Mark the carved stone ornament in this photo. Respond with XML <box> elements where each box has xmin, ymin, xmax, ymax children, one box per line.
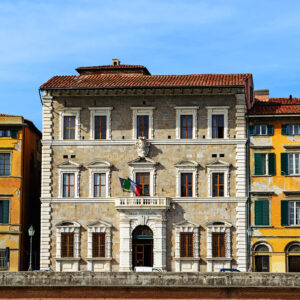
<box><xmin>136</xmin><ymin>137</ymin><xmax>149</xmax><ymax>158</ymax></box>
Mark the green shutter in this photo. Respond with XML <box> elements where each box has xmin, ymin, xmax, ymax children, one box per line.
<box><xmin>249</xmin><ymin>125</ymin><xmax>255</xmax><ymax>136</ymax></box>
<box><xmin>1</xmin><ymin>200</ymin><xmax>9</xmax><ymax>224</ymax></box>
<box><xmin>281</xmin><ymin>201</ymin><xmax>289</xmax><ymax>226</ymax></box>
<box><xmin>255</xmin><ymin>200</ymin><xmax>269</xmax><ymax>226</ymax></box>
<box><xmin>282</xmin><ymin>124</ymin><xmax>287</xmax><ymax>135</ymax></box>
<box><xmin>281</xmin><ymin>153</ymin><xmax>288</xmax><ymax>175</ymax></box>
<box><xmin>10</xmin><ymin>130</ymin><xmax>17</xmax><ymax>139</ymax></box>
<box><xmin>254</xmin><ymin>153</ymin><xmax>263</xmax><ymax>175</ymax></box>
<box><xmin>267</xmin><ymin>125</ymin><xmax>274</xmax><ymax>135</ymax></box>
<box><xmin>268</xmin><ymin>153</ymin><xmax>276</xmax><ymax>176</ymax></box>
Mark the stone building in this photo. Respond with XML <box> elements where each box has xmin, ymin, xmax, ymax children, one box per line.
<box><xmin>39</xmin><ymin>60</ymin><xmax>253</xmax><ymax>272</ymax></box>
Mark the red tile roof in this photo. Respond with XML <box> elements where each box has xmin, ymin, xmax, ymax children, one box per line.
<box><xmin>0</xmin><ymin>113</ymin><xmax>21</xmax><ymax>117</ymax></box>
<box><xmin>40</xmin><ymin>73</ymin><xmax>252</xmax><ymax>90</ymax></box>
<box><xmin>76</xmin><ymin>64</ymin><xmax>151</xmax><ymax>75</ymax></box>
<box><xmin>249</xmin><ymin>98</ymin><xmax>300</xmax><ymax>115</ymax></box>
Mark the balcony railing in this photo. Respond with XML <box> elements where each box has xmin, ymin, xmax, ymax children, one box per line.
<box><xmin>115</xmin><ymin>197</ymin><xmax>170</xmax><ymax>210</ymax></box>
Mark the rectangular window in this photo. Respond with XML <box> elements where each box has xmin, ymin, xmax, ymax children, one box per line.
<box><xmin>181</xmin><ymin>173</ymin><xmax>193</xmax><ymax>197</ymax></box>
<box><xmin>63</xmin><ymin>173</ymin><xmax>75</xmax><ymax>198</ymax></box>
<box><xmin>94</xmin><ymin>173</ymin><xmax>105</xmax><ymax>197</ymax></box>
<box><xmin>249</xmin><ymin>124</ymin><xmax>273</xmax><ymax>136</ymax></box>
<box><xmin>289</xmin><ymin>201</ymin><xmax>300</xmax><ymax>225</ymax></box>
<box><xmin>137</xmin><ymin>116</ymin><xmax>149</xmax><ymax>139</ymax></box>
<box><xmin>212</xmin><ymin>173</ymin><xmax>224</xmax><ymax>197</ymax></box>
<box><xmin>92</xmin><ymin>232</ymin><xmax>105</xmax><ymax>257</ymax></box>
<box><xmin>282</xmin><ymin>124</ymin><xmax>300</xmax><ymax>135</ymax></box>
<box><xmin>254</xmin><ymin>153</ymin><xmax>276</xmax><ymax>176</ymax></box>
<box><xmin>180</xmin><ymin>115</ymin><xmax>193</xmax><ymax>139</ymax></box>
<box><xmin>63</xmin><ymin>116</ymin><xmax>75</xmax><ymax>140</ymax></box>
<box><xmin>0</xmin><ymin>153</ymin><xmax>10</xmax><ymax>176</ymax></box>
<box><xmin>212</xmin><ymin>232</ymin><xmax>225</xmax><ymax>257</ymax></box>
<box><xmin>61</xmin><ymin>233</ymin><xmax>74</xmax><ymax>257</ymax></box>
<box><xmin>136</xmin><ymin>172</ymin><xmax>150</xmax><ymax>196</ymax></box>
<box><xmin>0</xmin><ymin>130</ymin><xmax>11</xmax><ymax>137</ymax></box>
<box><xmin>254</xmin><ymin>200</ymin><xmax>269</xmax><ymax>226</ymax></box>
<box><xmin>180</xmin><ymin>232</ymin><xmax>193</xmax><ymax>257</ymax></box>
<box><xmin>212</xmin><ymin>115</ymin><xmax>224</xmax><ymax>138</ymax></box>
<box><xmin>0</xmin><ymin>200</ymin><xmax>9</xmax><ymax>224</ymax></box>
<box><xmin>0</xmin><ymin>248</ymin><xmax>9</xmax><ymax>270</ymax></box>
<box><xmin>94</xmin><ymin>116</ymin><xmax>106</xmax><ymax>139</ymax></box>
<box><xmin>288</xmin><ymin>153</ymin><xmax>300</xmax><ymax>175</ymax></box>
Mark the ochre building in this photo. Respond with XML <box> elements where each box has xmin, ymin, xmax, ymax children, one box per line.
<box><xmin>40</xmin><ymin>60</ymin><xmax>253</xmax><ymax>272</ymax></box>
<box><xmin>0</xmin><ymin>114</ymin><xmax>41</xmax><ymax>271</ymax></box>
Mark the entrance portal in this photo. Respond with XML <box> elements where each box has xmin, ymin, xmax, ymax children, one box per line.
<box><xmin>132</xmin><ymin>225</ymin><xmax>153</xmax><ymax>269</ymax></box>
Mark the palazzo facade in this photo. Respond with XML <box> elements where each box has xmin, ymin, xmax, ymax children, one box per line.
<box><xmin>40</xmin><ymin>60</ymin><xmax>252</xmax><ymax>272</ymax></box>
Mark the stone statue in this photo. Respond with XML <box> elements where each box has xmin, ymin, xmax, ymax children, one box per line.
<box><xmin>136</xmin><ymin>136</ymin><xmax>149</xmax><ymax>158</ymax></box>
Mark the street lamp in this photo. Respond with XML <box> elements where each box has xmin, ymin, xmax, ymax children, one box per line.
<box><xmin>28</xmin><ymin>225</ymin><xmax>35</xmax><ymax>271</ymax></box>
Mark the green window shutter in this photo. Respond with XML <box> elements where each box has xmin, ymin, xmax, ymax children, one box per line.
<box><xmin>281</xmin><ymin>201</ymin><xmax>289</xmax><ymax>226</ymax></box>
<box><xmin>267</xmin><ymin>125</ymin><xmax>274</xmax><ymax>135</ymax></box>
<box><xmin>268</xmin><ymin>153</ymin><xmax>276</xmax><ymax>176</ymax></box>
<box><xmin>1</xmin><ymin>200</ymin><xmax>9</xmax><ymax>224</ymax></box>
<box><xmin>255</xmin><ymin>200</ymin><xmax>269</xmax><ymax>226</ymax></box>
<box><xmin>281</xmin><ymin>153</ymin><xmax>288</xmax><ymax>175</ymax></box>
<box><xmin>282</xmin><ymin>124</ymin><xmax>287</xmax><ymax>135</ymax></box>
<box><xmin>249</xmin><ymin>125</ymin><xmax>255</xmax><ymax>136</ymax></box>
<box><xmin>254</xmin><ymin>153</ymin><xmax>263</xmax><ymax>175</ymax></box>
<box><xmin>10</xmin><ymin>130</ymin><xmax>17</xmax><ymax>139</ymax></box>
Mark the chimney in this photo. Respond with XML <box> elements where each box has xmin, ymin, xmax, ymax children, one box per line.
<box><xmin>254</xmin><ymin>89</ymin><xmax>269</xmax><ymax>102</ymax></box>
<box><xmin>112</xmin><ymin>58</ymin><xmax>120</xmax><ymax>66</ymax></box>
<box><xmin>290</xmin><ymin>94</ymin><xmax>293</xmax><ymax>100</ymax></box>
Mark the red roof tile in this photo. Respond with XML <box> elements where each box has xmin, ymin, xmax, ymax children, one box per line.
<box><xmin>249</xmin><ymin>98</ymin><xmax>300</xmax><ymax>115</ymax></box>
<box><xmin>40</xmin><ymin>73</ymin><xmax>252</xmax><ymax>90</ymax></box>
<box><xmin>0</xmin><ymin>113</ymin><xmax>21</xmax><ymax>117</ymax></box>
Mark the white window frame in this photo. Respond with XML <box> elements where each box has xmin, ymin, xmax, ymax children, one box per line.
<box><xmin>206</xmin><ymin>106</ymin><xmax>229</xmax><ymax>139</ymax></box>
<box><xmin>89</xmin><ymin>107</ymin><xmax>113</xmax><ymax>140</ymax></box>
<box><xmin>58</xmin><ymin>108</ymin><xmax>82</xmax><ymax>140</ymax></box>
<box><xmin>87</xmin><ymin>160</ymin><xmax>112</xmax><ymax>198</ymax></box>
<box><xmin>286</xmin><ymin>124</ymin><xmax>300</xmax><ymax>135</ymax></box>
<box><xmin>175</xmin><ymin>160</ymin><xmax>199</xmax><ymax>198</ymax></box>
<box><xmin>0</xmin><ymin>151</ymin><xmax>12</xmax><ymax>176</ymax></box>
<box><xmin>57</xmin><ymin>161</ymin><xmax>81</xmax><ymax>198</ymax></box>
<box><xmin>175</xmin><ymin>106</ymin><xmax>199</xmax><ymax>139</ymax></box>
<box><xmin>288</xmin><ymin>201</ymin><xmax>300</xmax><ymax>225</ymax></box>
<box><xmin>253</xmin><ymin>124</ymin><xmax>268</xmax><ymax>135</ymax></box>
<box><xmin>288</xmin><ymin>153</ymin><xmax>300</xmax><ymax>175</ymax></box>
<box><xmin>131</xmin><ymin>107</ymin><xmax>155</xmax><ymax>140</ymax></box>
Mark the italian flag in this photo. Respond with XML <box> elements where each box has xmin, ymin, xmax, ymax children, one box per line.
<box><xmin>119</xmin><ymin>178</ymin><xmax>142</xmax><ymax>196</ymax></box>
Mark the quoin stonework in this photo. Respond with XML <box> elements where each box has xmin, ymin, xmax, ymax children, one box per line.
<box><xmin>39</xmin><ymin>59</ymin><xmax>253</xmax><ymax>272</ymax></box>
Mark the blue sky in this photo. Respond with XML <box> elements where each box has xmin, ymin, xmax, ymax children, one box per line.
<box><xmin>1</xmin><ymin>0</ymin><xmax>300</xmax><ymax>130</ymax></box>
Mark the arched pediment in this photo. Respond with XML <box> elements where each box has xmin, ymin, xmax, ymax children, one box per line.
<box><xmin>57</xmin><ymin>160</ymin><xmax>81</xmax><ymax>169</ymax></box>
<box><xmin>87</xmin><ymin>160</ymin><xmax>112</xmax><ymax>169</ymax></box>
<box><xmin>56</xmin><ymin>220</ymin><xmax>81</xmax><ymax>227</ymax></box>
<box><xmin>252</xmin><ymin>242</ymin><xmax>272</xmax><ymax>252</ymax></box>
<box><xmin>206</xmin><ymin>220</ymin><xmax>232</xmax><ymax>228</ymax></box>
<box><xmin>175</xmin><ymin>160</ymin><xmax>199</xmax><ymax>168</ymax></box>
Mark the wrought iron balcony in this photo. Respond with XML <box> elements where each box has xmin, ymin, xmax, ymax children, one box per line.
<box><xmin>115</xmin><ymin>197</ymin><xmax>170</xmax><ymax>210</ymax></box>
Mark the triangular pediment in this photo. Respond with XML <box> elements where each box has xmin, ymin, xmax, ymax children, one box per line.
<box><xmin>128</xmin><ymin>157</ymin><xmax>156</xmax><ymax>166</ymax></box>
<box><xmin>57</xmin><ymin>160</ymin><xmax>81</xmax><ymax>168</ymax></box>
<box><xmin>206</xmin><ymin>159</ymin><xmax>230</xmax><ymax>168</ymax></box>
<box><xmin>174</xmin><ymin>220</ymin><xmax>199</xmax><ymax>228</ymax></box>
<box><xmin>175</xmin><ymin>160</ymin><xmax>199</xmax><ymax>168</ymax></box>
<box><xmin>87</xmin><ymin>220</ymin><xmax>112</xmax><ymax>228</ymax></box>
<box><xmin>87</xmin><ymin>160</ymin><xmax>112</xmax><ymax>169</ymax></box>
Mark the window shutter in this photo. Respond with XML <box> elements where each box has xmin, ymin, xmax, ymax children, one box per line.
<box><xmin>268</xmin><ymin>153</ymin><xmax>276</xmax><ymax>176</ymax></box>
<box><xmin>254</xmin><ymin>153</ymin><xmax>263</xmax><ymax>175</ymax></box>
<box><xmin>262</xmin><ymin>200</ymin><xmax>269</xmax><ymax>226</ymax></box>
<box><xmin>267</xmin><ymin>125</ymin><xmax>274</xmax><ymax>136</ymax></box>
<box><xmin>10</xmin><ymin>130</ymin><xmax>18</xmax><ymax>139</ymax></box>
<box><xmin>255</xmin><ymin>201</ymin><xmax>263</xmax><ymax>225</ymax></box>
<box><xmin>1</xmin><ymin>200</ymin><xmax>9</xmax><ymax>224</ymax></box>
<box><xmin>281</xmin><ymin>201</ymin><xmax>289</xmax><ymax>226</ymax></box>
<box><xmin>281</xmin><ymin>124</ymin><xmax>287</xmax><ymax>135</ymax></box>
<box><xmin>281</xmin><ymin>153</ymin><xmax>288</xmax><ymax>175</ymax></box>
<box><xmin>249</xmin><ymin>125</ymin><xmax>255</xmax><ymax>136</ymax></box>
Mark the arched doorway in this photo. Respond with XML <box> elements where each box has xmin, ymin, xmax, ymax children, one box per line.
<box><xmin>252</xmin><ymin>243</ymin><xmax>270</xmax><ymax>272</ymax></box>
<box><xmin>286</xmin><ymin>243</ymin><xmax>300</xmax><ymax>272</ymax></box>
<box><xmin>132</xmin><ymin>225</ymin><xmax>153</xmax><ymax>269</ymax></box>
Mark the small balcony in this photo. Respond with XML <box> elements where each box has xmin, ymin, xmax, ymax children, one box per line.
<box><xmin>115</xmin><ymin>197</ymin><xmax>170</xmax><ymax>210</ymax></box>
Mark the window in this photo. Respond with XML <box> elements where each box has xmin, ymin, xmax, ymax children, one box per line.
<box><xmin>0</xmin><ymin>153</ymin><xmax>10</xmax><ymax>176</ymax></box>
<box><xmin>61</xmin><ymin>232</ymin><xmax>74</xmax><ymax>257</ymax></box>
<box><xmin>180</xmin><ymin>115</ymin><xmax>193</xmax><ymax>139</ymax></box>
<box><xmin>0</xmin><ymin>248</ymin><xmax>9</xmax><ymax>270</ymax></box>
<box><xmin>0</xmin><ymin>200</ymin><xmax>9</xmax><ymax>224</ymax></box>
<box><xmin>0</xmin><ymin>130</ymin><xmax>10</xmax><ymax>137</ymax></box>
<box><xmin>212</xmin><ymin>232</ymin><xmax>225</xmax><ymax>257</ymax></box>
<box><xmin>254</xmin><ymin>153</ymin><xmax>275</xmax><ymax>176</ymax></box>
<box><xmin>254</xmin><ymin>200</ymin><xmax>269</xmax><ymax>226</ymax></box>
<box><xmin>212</xmin><ymin>173</ymin><xmax>224</xmax><ymax>197</ymax></box>
<box><xmin>180</xmin><ymin>232</ymin><xmax>193</xmax><ymax>257</ymax></box>
<box><xmin>249</xmin><ymin>124</ymin><xmax>273</xmax><ymax>136</ymax></box>
<box><xmin>212</xmin><ymin>115</ymin><xmax>224</xmax><ymax>138</ymax></box>
<box><xmin>254</xmin><ymin>244</ymin><xmax>270</xmax><ymax>272</ymax></box>
<box><xmin>63</xmin><ymin>173</ymin><xmax>75</xmax><ymax>197</ymax></box>
<box><xmin>137</xmin><ymin>115</ymin><xmax>149</xmax><ymax>139</ymax></box>
<box><xmin>136</xmin><ymin>172</ymin><xmax>150</xmax><ymax>196</ymax></box>
<box><xmin>180</xmin><ymin>173</ymin><xmax>193</xmax><ymax>197</ymax></box>
<box><xmin>282</xmin><ymin>124</ymin><xmax>300</xmax><ymax>135</ymax></box>
<box><xmin>288</xmin><ymin>201</ymin><xmax>300</xmax><ymax>225</ymax></box>
<box><xmin>63</xmin><ymin>116</ymin><xmax>75</xmax><ymax>140</ymax></box>
<box><xmin>92</xmin><ymin>232</ymin><xmax>105</xmax><ymax>257</ymax></box>
<box><xmin>288</xmin><ymin>153</ymin><xmax>300</xmax><ymax>175</ymax></box>
<box><xmin>94</xmin><ymin>173</ymin><xmax>106</xmax><ymax>197</ymax></box>
<box><xmin>94</xmin><ymin>116</ymin><xmax>106</xmax><ymax>139</ymax></box>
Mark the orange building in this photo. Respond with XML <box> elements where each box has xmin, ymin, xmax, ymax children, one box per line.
<box><xmin>0</xmin><ymin>114</ymin><xmax>41</xmax><ymax>271</ymax></box>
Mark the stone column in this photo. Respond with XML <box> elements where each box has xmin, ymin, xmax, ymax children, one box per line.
<box><xmin>119</xmin><ymin>216</ymin><xmax>132</xmax><ymax>271</ymax></box>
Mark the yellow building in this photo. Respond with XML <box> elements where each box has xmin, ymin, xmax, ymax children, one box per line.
<box><xmin>249</xmin><ymin>91</ymin><xmax>300</xmax><ymax>272</ymax></box>
<box><xmin>0</xmin><ymin>114</ymin><xmax>41</xmax><ymax>271</ymax></box>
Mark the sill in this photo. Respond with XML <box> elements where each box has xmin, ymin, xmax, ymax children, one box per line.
<box><xmin>55</xmin><ymin>257</ymin><xmax>81</xmax><ymax>261</ymax></box>
<box><xmin>174</xmin><ymin>257</ymin><xmax>200</xmax><ymax>261</ymax></box>
<box><xmin>284</xmin><ymin>225</ymin><xmax>300</xmax><ymax>228</ymax></box>
<box><xmin>206</xmin><ymin>257</ymin><xmax>232</xmax><ymax>261</ymax></box>
<box><xmin>284</xmin><ymin>175</ymin><xmax>300</xmax><ymax>177</ymax></box>
<box><xmin>251</xmin><ymin>225</ymin><xmax>273</xmax><ymax>228</ymax></box>
<box><xmin>252</xmin><ymin>175</ymin><xmax>273</xmax><ymax>177</ymax></box>
<box><xmin>86</xmin><ymin>257</ymin><xmax>112</xmax><ymax>261</ymax></box>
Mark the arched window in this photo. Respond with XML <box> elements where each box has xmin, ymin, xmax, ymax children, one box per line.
<box><xmin>286</xmin><ymin>242</ymin><xmax>300</xmax><ymax>272</ymax></box>
<box><xmin>253</xmin><ymin>243</ymin><xmax>270</xmax><ymax>272</ymax></box>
